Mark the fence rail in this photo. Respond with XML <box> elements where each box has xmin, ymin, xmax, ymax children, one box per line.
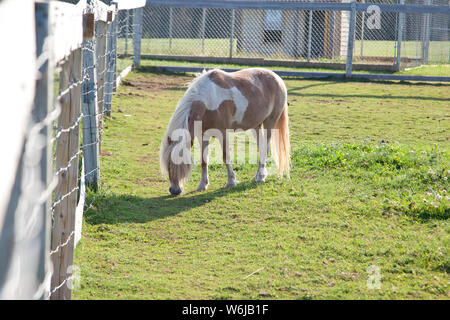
<box><xmin>0</xmin><ymin>0</ymin><xmax>142</xmax><ymax>300</ymax></box>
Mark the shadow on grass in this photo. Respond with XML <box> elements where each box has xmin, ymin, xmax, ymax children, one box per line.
<box><xmin>84</xmin><ymin>181</ymin><xmax>257</xmax><ymax>225</ymax></box>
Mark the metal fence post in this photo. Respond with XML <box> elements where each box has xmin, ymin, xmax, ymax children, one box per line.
<box><xmin>396</xmin><ymin>0</ymin><xmax>405</xmax><ymax>70</ymax></box>
<box><xmin>307</xmin><ymin>1</ymin><xmax>313</xmax><ymax>62</ymax></box>
<box><xmin>346</xmin><ymin>1</ymin><xmax>356</xmax><ymax>78</ymax></box>
<box><xmin>230</xmin><ymin>9</ymin><xmax>235</xmax><ymax>58</ymax></box>
<box><xmin>360</xmin><ymin>0</ymin><xmax>365</xmax><ymax>58</ymax></box>
<box><xmin>169</xmin><ymin>7</ymin><xmax>174</xmax><ymax>51</ymax></box>
<box><xmin>125</xmin><ymin>10</ymin><xmax>129</xmax><ymax>55</ymax></box>
<box><xmin>422</xmin><ymin>0</ymin><xmax>432</xmax><ymax>64</ymax></box>
<box><xmin>133</xmin><ymin>7</ymin><xmax>143</xmax><ymax>67</ymax></box>
<box><xmin>201</xmin><ymin>8</ymin><xmax>206</xmax><ymax>56</ymax></box>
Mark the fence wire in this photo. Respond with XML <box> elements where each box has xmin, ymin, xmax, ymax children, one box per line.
<box><xmin>0</xmin><ymin>0</ymin><xmax>137</xmax><ymax>300</ymax></box>
<box><xmin>47</xmin><ymin>7</ymin><xmax>136</xmax><ymax>300</ymax></box>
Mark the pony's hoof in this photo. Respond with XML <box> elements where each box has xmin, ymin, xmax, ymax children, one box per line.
<box><xmin>225</xmin><ymin>180</ymin><xmax>238</xmax><ymax>188</ymax></box>
<box><xmin>254</xmin><ymin>175</ymin><xmax>266</xmax><ymax>183</ymax></box>
<box><xmin>196</xmin><ymin>184</ymin><xmax>208</xmax><ymax>192</ymax></box>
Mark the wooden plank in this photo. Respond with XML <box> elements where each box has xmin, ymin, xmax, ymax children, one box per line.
<box><xmin>116</xmin><ymin>0</ymin><xmax>146</xmax><ymax>10</ymax></box>
<box><xmin>0</xmin><ymin>0</ymin><xmax>54</xmax><ymax>300</ymax></box>
<box><xmin>0</xmin><ymin>0</ymin><xmax>36</xmax><ymax>227</ymax></box>
<box><xmin>92</xmin><ymin>0</ymin><xmax>111</xmax><ymax>22</ymax></box>
<box><xmin>116</xmin><ymin>65</ymin><xmax>133</xmax><ymax>88</ymax></box>
<box><xmin>51</xmin><ymin>48</ymin><xmax>83</xmax><ymax>300</ymax></box>
<box><xmin>50</xmin><ymin>0</ymin><xmax>86</xmax><ymax>65</ymax></box>
<box><xmin>33</xmin><ymin>2</ymin><xmax>54</xmax><ymax>300</ymax></box>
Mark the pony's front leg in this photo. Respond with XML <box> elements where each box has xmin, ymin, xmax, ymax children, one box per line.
<box><xmin>196</xmin><ymin>139</ymin><xmax>209</xmax><ymax>192</ymax></box>
<box><xmin>255</xmin><ymin>128</ymin><xmax>271</xmax><ymax>183</ymax></box>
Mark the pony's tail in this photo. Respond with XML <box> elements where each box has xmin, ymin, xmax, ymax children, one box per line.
<box><xmin>271</xmin><ymin>104</ymin><xmax>291</xmax><ymax>178</ymax></box>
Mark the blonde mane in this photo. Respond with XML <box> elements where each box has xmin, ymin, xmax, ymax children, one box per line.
<box><xmin>159</xmin><ymin>69</ymin><xmax>215</xmax><ymax>180</ymax></box>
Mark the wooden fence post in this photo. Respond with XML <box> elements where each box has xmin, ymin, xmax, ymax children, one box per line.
<box><xmin>345</xmin><ymin>1</ymin><xmax>356</xmax><ymax>78</ymax></box>
<box><xmin>133</xmin><ymin>7</ymin><xmax>143</xmax><ymax>67</ymax></box>
<box><xmin>104</xmin><ymin>18</ymin><xmax>114</xmax><ymax>116</ymax></box>
<box><xmin>112</xmin><ymin>3</ymin><xmax>118</xmax><ymax>92</ymax></box>
<box><xmin>51</xmin><ymin>48</ymin><xmax>83</xmax><ymax>300</ymax></box>
<box><xmin>82</xmin><ymin>32</ymin><xmax>100</xmax><ymax>190</ymax></box>
<box><xmin>95</xmin><ymin>20</ymin><xmax>107</xmax><ymax>149</ymax></box>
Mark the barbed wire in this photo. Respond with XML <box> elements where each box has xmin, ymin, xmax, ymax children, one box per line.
<box><xmin>38</xmin><ymin>5</ymin><xmax>137</xmax><ymax>299</ymax></box>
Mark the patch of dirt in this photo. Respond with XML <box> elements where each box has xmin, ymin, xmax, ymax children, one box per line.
<box><xmin>100</xmin><ymin>151</ymin><xmax>114</xmax><ymax>156</ymax></box>
<box><xmin>124</xmin><ymin>75</ymin><xmax>193</xmax><ymax>93</ymax></box>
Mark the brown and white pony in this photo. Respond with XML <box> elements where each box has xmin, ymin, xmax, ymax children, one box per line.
<box><xmin>160</xmin><ymin>68</ymin><xmax>290</xmax><ymax>196</ymax></box>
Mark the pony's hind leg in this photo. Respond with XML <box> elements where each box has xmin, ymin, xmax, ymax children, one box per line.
<box><xmin>196</xmin><ymin>139</ymin><xmax>209</xmax><ymax>192</ymax></box>
<box><xmin>254</xmin><ymin>127</ymin><xmax>271</xmax><ymax>183</ymax></box>
<box><xmin>223</xmin><ymin>131</ymin><xmax>238</xmax><ymax>188</ymax></box>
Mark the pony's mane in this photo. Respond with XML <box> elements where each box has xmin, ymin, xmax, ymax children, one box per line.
<box><xmin>160</xmin><ymin>69</ymin><xmax>216</xmax><ymax>179</ymax></box>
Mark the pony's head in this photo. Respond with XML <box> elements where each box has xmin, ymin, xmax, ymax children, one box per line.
<box><xmin>160</xmin><ymin>72</ymin><xmax>205</xmax><ymax>195</ymax></box>
<box><xmin>160</xmin><ymin>128</ymin><xmax>193</xmax><ymax>196</ymax></box>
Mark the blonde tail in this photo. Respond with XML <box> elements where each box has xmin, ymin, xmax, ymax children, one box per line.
<box><xmin>271</xmin><ymin>105</ymin><xmax>291</xmax><ymax>178</ymax></box>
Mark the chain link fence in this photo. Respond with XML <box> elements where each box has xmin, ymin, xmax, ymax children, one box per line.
<box><xmin>139</xmin><ymin>0</ymin><xmax>449</xmax><ymax>69</ymax></box>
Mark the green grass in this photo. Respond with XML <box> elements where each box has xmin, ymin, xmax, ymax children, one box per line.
<box><xmin>73</xmin><ymin>69</ymin><xmax>449</xmax><ymax>299</ymax></box>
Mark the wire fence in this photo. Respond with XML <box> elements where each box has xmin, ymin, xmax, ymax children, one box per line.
<box><xmin>0</xmin><ymin>0</ymin><xmax>141</xmax><ymax>300</ymax></box>
<box><xmin>140</xmin><ymin>0</ymin><xmax>449</xmax><ymax>72</ymax></box>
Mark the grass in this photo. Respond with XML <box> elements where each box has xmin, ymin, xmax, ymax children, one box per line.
<box><xmin>73</xmin><ymin>68</ymin><xmax>449</xmax><ymax>299</ymax></box>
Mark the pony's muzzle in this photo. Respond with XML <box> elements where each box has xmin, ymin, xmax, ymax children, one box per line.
<box><xmin>169</xmin><ymin>186</ymin><xmax>182</xmax><ymax>196</ymax></box>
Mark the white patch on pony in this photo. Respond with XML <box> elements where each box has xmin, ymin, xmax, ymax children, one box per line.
<box><xmin>194</xmin><ymin>74</ymin><xmax>249</xmax><ymax>125</ymax></box>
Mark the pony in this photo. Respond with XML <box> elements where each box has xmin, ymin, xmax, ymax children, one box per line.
<box><xmin>160</xmin><ymin>68</ymin><xmax>290</xmax><ymax>196</ymax></box>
